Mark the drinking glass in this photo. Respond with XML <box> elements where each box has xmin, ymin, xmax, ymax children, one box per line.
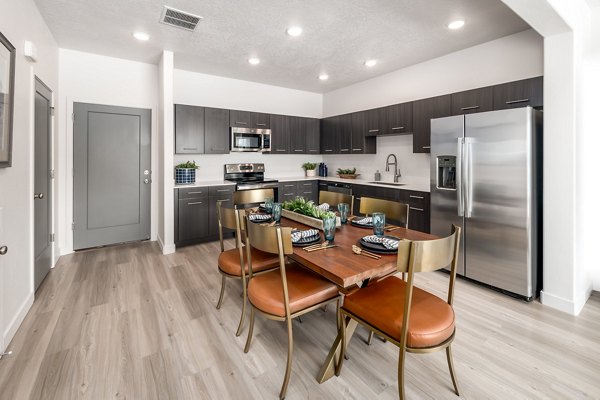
<box><xmin>322</xmin><ymin>216</ymin><xmax>336</xmax><ymax>241</ymax></box>
<box><xmin>372</xmin><ymin>212</ymin><xmax>386</xmax><ymax>237</ymax></box>
<box><xmin>338</xmin><ymin>203</ymin><xmax>349</xmax><ymax>224</ymax></box>
<box><xmin>272</xmin><ymin>202</ymin><xmax>282</xmax><ymax>223</ymax></box>
<box><xmin>264</xmin><ymin>197</ymin><xmax>274</xmax><ymax>213</ymax></box>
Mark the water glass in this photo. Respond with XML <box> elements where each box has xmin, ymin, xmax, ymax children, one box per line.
<box><xmin>272</xmin><ymin>202</ymin><xmax>282</xmax><ymax>223</ymax></box>
<box><xmin>338</xmin><ymin>203</ymin><xmax>349</xmax><ymax>224</ymax></box>
<box><xmin>264</xmin><ymin>197</ymin><xmax>274</xmax><ymax>213</ymax></box>
<box><xmin>372</xmin><ymin>212</ymin><xmax>386</xmax><ymax>237</ymax></box>
<box><xmin>322</xmin><ymin>216</ymin><xmax>337</xmax><ymax>241</ymax></box>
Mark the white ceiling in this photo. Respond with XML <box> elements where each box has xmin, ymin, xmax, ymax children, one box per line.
<box><xmin>34</xmin><ymin>0</ymin><xmax>530</xmax><ymax>93</ymax></box>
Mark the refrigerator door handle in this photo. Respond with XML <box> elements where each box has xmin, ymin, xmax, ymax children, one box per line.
<box><xmin>457</xmin><ymin>138</ymin><xmax>464</xmax><ymax>217</ymax></box>
<box><xmin>464</xmin><ymin>137</ymin><xmax>474</xmax><ymax>218</ymax></box>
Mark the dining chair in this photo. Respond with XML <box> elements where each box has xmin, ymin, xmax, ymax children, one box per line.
<box><xmin>233</xmin><ymin>188</ymin><xmax>275</xmax><ymax>208</ymax></box>
<box><xmin>318</xmin><ymin>190</ymin><xmax>354</xmax><ymax>212</ymax></box>
<box><xmin>335</xmin><ymin>225</ymin><xmax>462</xmax><ymax>399</ymax></box>
<box><xmin>243</xmin><ymin>219</ymin><xmax>341</xmax><ymax>399</ymax></box>
<box><xmin>359</xmin><ymin>196</ymin><xmax>409</xmax><ymax>228</ymax></box>
<box><xmin>215</xmin><ymin>201</ymin><xmax>279</xmax><ymax>336</ymax></box>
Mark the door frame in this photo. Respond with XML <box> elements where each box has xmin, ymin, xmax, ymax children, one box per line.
<box><xmin>33</xmin><ymin>77</ymin><xmax>55</xmax><ymax>289</ymax></box>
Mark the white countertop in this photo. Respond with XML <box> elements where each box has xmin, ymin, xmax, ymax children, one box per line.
<box><xmin>173</xmin><ymin>175</ymin><xmax>430</xmax><ymax>192</ymax></box>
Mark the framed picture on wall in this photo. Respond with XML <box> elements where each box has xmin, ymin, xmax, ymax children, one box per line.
<box><xmin>0</xmin><ymin>32</ymin><xmax>15</xmax><ymax>168</ymax></box>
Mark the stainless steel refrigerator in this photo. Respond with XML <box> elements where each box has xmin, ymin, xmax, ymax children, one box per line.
<box><xmin>430</xmin><ymin>107</ymin><xmax>542</xmax><ymax>300</ymax></box>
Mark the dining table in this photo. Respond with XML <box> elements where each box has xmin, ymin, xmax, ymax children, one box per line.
<box><xmin>277</xmin><ymin>216</ymin><xmax>438</xmax><ymax>383</ymax></box>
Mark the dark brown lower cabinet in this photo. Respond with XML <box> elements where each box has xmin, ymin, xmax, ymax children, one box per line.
<box><xmin>296</xmin><ymin>181</ymin><xmax>318</xmax><ymax>203</ymax></box>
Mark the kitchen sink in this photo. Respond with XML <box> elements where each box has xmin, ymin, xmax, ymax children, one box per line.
<box><xmin>368</xmin><ymin>181</ymin><xmax>407</xmax><ymax>186</ymax></box>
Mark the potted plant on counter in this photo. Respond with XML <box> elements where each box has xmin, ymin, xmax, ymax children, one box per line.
<box><xmin>175</xmin><ymin>161</ymin><xmax>199</xmax><ymax>184</ymax></box>
<box><xmin>336</xmin><ymin>167</ymin><xmax>360</xmax><ymax>179</ymax></box>
<box><xmin>302</xmin><ymin>162</ymin><xmax>318</xmax><ymax>177</ymax></box>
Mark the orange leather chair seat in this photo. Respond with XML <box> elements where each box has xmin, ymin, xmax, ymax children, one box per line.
<box><xmin>343</xmin><ymin>276</ymin><xmax>455</xmax><ymax>348</ymax></box>
<box><xmin>248</xmin><ymin>263</ymin><xmax>339</xmax><ymax>317</ymax></box>
<box><xmin>218</xmin><ymin>248</ymin><xmax>279</xmax><ymax>276</ymax></box>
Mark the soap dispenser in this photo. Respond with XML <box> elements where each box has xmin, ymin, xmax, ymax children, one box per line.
<box><xmin>374</xmin><ymin>170</ymin><xmax>381</xmax><ymax>181</ymax></box>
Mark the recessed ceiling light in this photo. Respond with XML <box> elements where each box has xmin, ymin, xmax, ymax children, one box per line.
<box><xmin>248</xmin><ymin>57</ymin><xmax>260</xmax><ymax>65</ymax></box>
<box><xmin>364</xmin><ymin>59</ymin><xmax>377</xmax><ymax>67</ymax></box>
<box><xmin>318</xmin><ymin>74</ymin><xmax>329</xmax><ymax>81</ymax></box>
<box><xmin>447</xmin><ymin>20</ymin><xmax>465</xmax><ymax>30</ymax></box>
<box><xmin>133</xmin><ymin>32</ymin><xmax>150</xmax><ymax>41</ymax></box>
<box><xmin>286</xmin><ymin>26</ymin><xmax>303</xmax><ymax>37</ymax></box>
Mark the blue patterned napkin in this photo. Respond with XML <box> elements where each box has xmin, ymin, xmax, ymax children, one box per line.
<box><xmin>291</xmin><ymin>229</ymin><xmax>319</xmax><ymax>243</ymax></box>
<box><xmin>362</xmin><ymin>235</ymin><xmax>399</xmax><ymax>249</ymax></box>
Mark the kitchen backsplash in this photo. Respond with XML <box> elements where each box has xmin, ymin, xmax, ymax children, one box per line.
<box><xmin>173</xmin><ymin>134</ymin><xmax>429</xmax><ymax>182</ymax></box>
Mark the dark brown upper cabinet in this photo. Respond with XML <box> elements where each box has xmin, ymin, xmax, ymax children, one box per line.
<box><xmin>289</xmin><ymin>116</ymin><xmax>306</xmax><ymax>154</ymax></box>
<box><xmin>269</xmin><ymin>114</ymin><xmax>290</xmax><ymax>154</ymax></box>
<box><xmin>493</xmin><ymin>76</ymin><xmax>543</xmax><ymax>110</ymax></box>
<box><xmin>229</xmin><ymin>109</ymin><xmax>252</xmax><ymax>127</ymax></box>
<box><xmin>337</xmin><ymin>114</ymin><xmax>353</xmax><ymax>154</ymax></box>
<box><xmin>365</xmin><ymin>107</ymin><xmax>388</xmax><ymax>136</ymax></box>
<box><xmin>350</xmin><ymin>112</ymin><xmax>376</xmax><ymax>154</ymax></box>
<box><xmin>412</xmin><ymin>95</ymin><xmax>452</xmax><ymax>153</ymax></box>
<box><xmin>451</xmin><ymin>86</ymin><xmax>493</xmax><ymax>115</ymax></box>
<box><xmin>175</xmin><ymin>104</ymin><xmax>205</xmax><ymax>154</ymax></box>
<box><xmin>204</xmin><ymin>107</ymin><xmax>230</xmax><ymax>154</ymax></box>
<box><xmin>305</xmin><ymin>118</ymin><xmax>320</xmax><ymax>154</ymax></box>
<box><xmin>385</xmin><ymin>102</ymin><xmax>413</xmax><ymax>135</ymax></box>
<box><xmin>252</xmin><ymin>112</ymin><xmax>270</xmax><ymax>128</ymax></box>
<box><xmin>320</xmin><ymin>117</ymin><xmax>337</xmax><ymax>154</ymax></box>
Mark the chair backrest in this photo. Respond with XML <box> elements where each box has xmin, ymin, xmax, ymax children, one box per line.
<box><xmin>216</xmin><ymin>200</ymin><xmax>245</xmax><ymax>252</ymax></box>
<box><xmin>233</xmin><ymin>188</ymin><xmax>275</xmax><ymax>208</ymax></box>
<box><xmin>360</xmin><ymin>197</ymin><xmax>409</xmax><ymax>227</ymax></box>
<box><xmin>396</xmin><ymin>224</ymin><xmax>461</xmax><ymax>349</ymax></box>
<box><xmin>318</xmin><ymin>190</ymin><xmax>354</xmax><ymax>212</ymax></box>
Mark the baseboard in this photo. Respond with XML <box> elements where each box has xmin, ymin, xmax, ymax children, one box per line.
<box><xmin>157</xmin><ymin>235</ymin><xmax>175</xmax><ymax>255</ymax></box>
<box><xmin>3</xmin><ymin>291</ymin><xmax>34</xmax><ymax>353</ymax></box>
<box><xmin>540</xmin><ymin>286</ymin><xmax>593</xmax><ymax>316</ymax></box>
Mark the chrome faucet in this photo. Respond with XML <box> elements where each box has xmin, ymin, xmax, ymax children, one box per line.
<box><xmin>385</xmin><ymin>154</ymin><xmax>401</xmax><ymax>182</ymax></box>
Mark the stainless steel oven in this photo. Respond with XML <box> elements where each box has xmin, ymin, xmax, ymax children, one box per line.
<box><xmin>230</xmin><ymin>127</ymin><xmax>271</xmax><ymax>152</ymax></box>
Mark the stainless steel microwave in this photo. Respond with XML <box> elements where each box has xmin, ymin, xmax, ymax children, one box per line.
<box><xmin>230</xmin><ymin>127</ymin><xmax>271</xmax><ymax>152</ymax></box>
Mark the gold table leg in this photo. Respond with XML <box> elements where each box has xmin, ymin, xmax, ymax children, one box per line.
<box><xmin>316</xmin><ymin>318</ymin><xmax>358</xmax><ymax>383</ymax></box>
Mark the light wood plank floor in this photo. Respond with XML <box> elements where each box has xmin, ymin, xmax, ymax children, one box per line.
<box><xmin>1</xmin><ymin>240</ymin><xmax>599</xmax><ymax>399</ymax></box>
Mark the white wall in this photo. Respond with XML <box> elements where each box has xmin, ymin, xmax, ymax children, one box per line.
<box><xmin>173</xmin><ymin>69</ymin><xmax>324</xmax><ymax>181</ymax></box>
<box><xmin>320</xmin><ymin>29</ymin><xmax>543</xmax><ymax>183</ymax></box>
<box><xmin>0</xmin><ymin>0</ymin><xmax>58</xmax><ymax>350</ymax></box>
<box><xmin>57</xmin><ymin>49</ymin><xmax>159</xmax><ymax>254</ymax></box>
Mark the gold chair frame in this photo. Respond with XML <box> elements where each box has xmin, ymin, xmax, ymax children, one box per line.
<box><xmin>233</xmin><ymin>188</ymin><xmax>275</xmax><ymax>208</ymax></box>
<box><xmin>359</xmin><ymin>196</ymin><xmax>409</xmax><ymax>227</ymax></box>
<box><xmin>335</xmin><ymin>225</ymin><xmax>462</xmax><ymax>399</ymax></box>
<box><xmin>318</xmin><ymin>190</ymin><xmax>355</xmax><ymax>212</ymax></box>
<box><xmin>215</xmin><ymin>201</ymin><xmax>277</xmax><ymax>336</ymax></box>
<box><xmin>243</xmin><ymin>219</ymin><xmax>342</xmax><ymax>399</ymax></box>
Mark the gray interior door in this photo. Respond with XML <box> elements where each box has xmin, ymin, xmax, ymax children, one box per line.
<box><xmin>34</xmin><ymin>78</ymin><xmax>52</xmax><ymax>290</ymax></box>
<box><xmin>73</xmin><ymin>103</ymin><xmax>151</xmax><ymax>250</ymax></box>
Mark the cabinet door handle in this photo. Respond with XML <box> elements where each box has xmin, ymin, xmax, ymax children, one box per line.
<box><xmin>284</xmin><ymin>184</ymin><xmax>295</xmax><ymax>187</ymax></box>
<box><xmin>182</xmin><ymin>147</ymin><xmax>198</xmax><ymax>150</ymax></box>
<box><xmin>216</xmin><ymin>189</ymin><xmax>230</xmax><ymax>192</ymax></box>
<box><xmin>256</xmin><ymin>123</ymin><xmax>267</xmax><ymax>126</ymax></box>
<box><xmin>505</xmin><ymin>98</ymin><xmax>530</xmax><ymax>104</ymax></box>
<box><xmin>294</xmin><ymin>149</ymin><xmax>303</xmax><ymax>152</ymax></box>
<box><xmin>460</xmin><ymin>105</ymin><xmax>480</xmax><ymax>111</ymax></box>
<box><xmin>309</xmin><ymin>150</ymin><xmax>318</xmax><ymax>152</ymax></box>
<box><xmin>235</xmin><ymin>121</ymin><xmax>248</xmax><ymax>125</ymax></box>
<box><xmin>188</xmin><ymin>201</ymin><xmax>204</xmax><ymax>205</ymax></box>
<box><xmin>340</xmin><ymin>149</ymin><xmax>349</xmax><ymax>152</ymax></box>
<box><xmin>324</xmin><ymin>149</ymin><xmax>333</xmax><ymax>152</ymax></box>
<box><xmin>303</xmin><ymin>191</ymin><xmax>312</xmax><ymax>194</ymax></box>
<box><xmin>368</xmin><ymin>129</ymin><xmax>379</xmax><ymax>133</ymax></box>
<box><xmin>422</xmin><ymin>146</ymin><xmax>431</xmax><ymax>149</ymax></box>
<box><xmin>391</xmin><ymin>126</ymin><xmax>405</xmax><ymax>130</ymax></box>
<box><xmin>187</xmin><ymin>191</ymin><xmax>204</xmax><ymax>194</ymax></box>
<box><xmin>409</xmin><ymin>195</ymin><xmax>424</xmax><ymax>199</ymax></box>
<box><xmin>409</xmin><ymin>207</ymin><xmax>424</xmax><ymax>211</ymax></box>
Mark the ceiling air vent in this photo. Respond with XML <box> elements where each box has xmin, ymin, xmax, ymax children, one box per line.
<box><xmin>160</xmin><ymin>6</ymin><xmax>202</xmax><ymax>31</ymax></box>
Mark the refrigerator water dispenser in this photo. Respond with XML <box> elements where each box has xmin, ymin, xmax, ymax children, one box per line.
<box><xmin>437</xmin><ymin>156</ymin><xmax>456</xmax><ymax>190</ymax></box>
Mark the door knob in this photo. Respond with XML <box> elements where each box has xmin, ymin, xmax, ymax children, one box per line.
<box><xmin>34</xmin><ymin>193</ymin><xmax>44</xmax><ymax>199</ymax></box>
<box><xmin>0</xmin><ymin>245</ymin><xmax>7</xmax><ymax>255</ymax></box>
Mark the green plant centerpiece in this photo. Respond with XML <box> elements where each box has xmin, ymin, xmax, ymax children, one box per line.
<box><xmin>336</xmin><ymin>167</ymin><xmax>359</xmax><ymax>179</ymax></box>
<box><xmin>281</xmin><ymin>197</ymin><xmax>340</xmax><ymax>230</ymax></box>
<box><xmin>302</xmin><ymin>162</ymin><xmax>318</xmax><ymax>177</ymax></box>
<box><xmin>175</xmin><ymin>160</ymin><xmax>199</xmax><ymax>184</ymax></box>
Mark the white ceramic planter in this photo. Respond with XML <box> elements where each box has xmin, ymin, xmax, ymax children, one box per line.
<box><xmin>305</xmin><ymin>169</ymin><xmax>317</xmax><ymax>177</ymax></box>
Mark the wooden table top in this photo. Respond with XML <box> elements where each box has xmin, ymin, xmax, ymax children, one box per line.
<box><xmin>279</xmin><ymin>218</ymin><xmax>437</xmax><ymax>289</ymax></box>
